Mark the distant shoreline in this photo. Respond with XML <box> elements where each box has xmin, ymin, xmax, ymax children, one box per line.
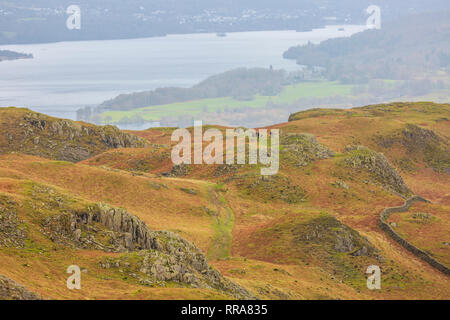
<box><xmin>0</xmin><ymin>50</ymin><xmax>33</xmax><ymax>62</ymax></box>
<box><xmin>0</xmin><ymin>27</ymin><xmax>318</xmax><ymax>47</ymax></box>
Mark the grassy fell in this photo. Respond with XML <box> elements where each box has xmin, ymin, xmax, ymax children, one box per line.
<box><xmin>0</xmin><ymin>102</ymin><xmax>449</xmax><ymax>299</ymax></box>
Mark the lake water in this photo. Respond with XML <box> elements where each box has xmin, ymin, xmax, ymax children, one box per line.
<box><xmin>0</xmin><ymin>25</ymin><xmax>367</xmax><ymax>120</ymax></box>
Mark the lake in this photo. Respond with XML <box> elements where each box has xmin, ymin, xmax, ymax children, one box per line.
<box><xmin>0</xmin><ymin>25</ymin><xmax>367</xmax><ymax>120</ymax></box>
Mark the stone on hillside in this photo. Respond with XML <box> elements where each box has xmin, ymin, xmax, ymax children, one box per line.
<box><xmin>0</xmin><ymin>275</ymin><xmax>41</xmax><ymax>300</ymax></box>
<box><xmin>281</xmin><ymin>133</ymin><xmax>334</xmax><ymax>167</ymax></box>
<box><xmin>344</xmin><ymin>145</ymin><xmax>412</xmax><ymax>197</ymax></box>
<box><xmin>294</xmin><ymin>215</ymin><xmax>379</xmax><ymax>258</ymax></box>
<box><xmin>41</xmin><ymin>202</ymin><xmax>254</xmax><ymax>299</ymax></box>
<box><xmin>162</xmin><ymin>164</ymin><xmax>191</xmax><ymax>177</ymax></box>
<box><xmin>0</xmin><ymin>196</ymin><xmax>27</xmax><ymax>249</ymax></box>
<box><xmin>234</xmin><ymin>174</ymin><xmax>307</xmax><ymax>204</ymax></box>
<box><xmin>0</xmin><ymin>109</ymin><xmax>148</xmax><ymax>162</ymax></box>
<box><xmin>377</xmin><ymin>124</ymin><xmax>450</xmax><ymax>173</ymax></box>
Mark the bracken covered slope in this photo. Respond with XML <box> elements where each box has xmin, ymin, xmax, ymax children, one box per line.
<box><xmin>0</xmin><ymin>102</ymin><xmax>448</xmax><ymax>300</ymax></box>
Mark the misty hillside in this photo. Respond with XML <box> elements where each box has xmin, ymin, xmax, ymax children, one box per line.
<box><xmin>283</xmin><ymin>11</ymin><xmax>450</xmax><ymax>82</ymax></box>
<box><xmin>97</xmin><ymin>68</ymin><xmax>287</xmax><ymax>112</ymax></box>
<box><xmin>1</xmin><ymin>0</ymin><xmax>449</xmax><ymax>44</ymax></box>
<box><xmin>0</xmin><ymin>0</ymin><xmax>449</xmax><ymax>306</ymax></box>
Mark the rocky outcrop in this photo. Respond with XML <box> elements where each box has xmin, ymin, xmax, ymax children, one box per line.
<box><xmin>281</xmin><ymin>133</ymin><xmax>334</xmax><ymax>167</ymax></box>
<box><xmin>42</xmin><ymin>203</ymin><xmax>255</xmax><ymax>299</ymax></box>
<box><xmin>99</xmin><ymin>241</ymin><xmax>253</xmax><ymax>300</ymax></box>
<box><xmin>344</xmin><ymin>145</ymin><xmax>412</xmax><ymax>198</ymax></box>
<box><xmin>214</xmin><ymin>164</ymin><xmax>240</xmax><ymax>177</ymax></box>
<box><xmin>42</xmin><ymin>203</ymin><xmax>161</xmax><ymax>252</ymax></box>
<box><xmin>0</xmin><ymin>108</ymin><xmax>148</xmax><ymax>162</ymax></box>
<box><xmin>279</xmin><ymin>214</ymin><xmax>384</xmax><ymax>284</ymax></box>
<box><xmin>0</xmin><ymin>275</ymin><xmax>41</xmax><ymax>300</ymax></box>
<box><xmin>294</xmin><ymin>215</ymin><xmax>379</xmax><ymax>258</ymax></box>
<box><xmin>377</xmin><ymin>124</ymin><xmax>450</xmax><ymax>174</ymax></box>
<box><xmin>227</xmin><ymin>174</ymin><xmax>306</xmax><ymax>204</ymax></box>
<box><xmin>162</xmin><ymin>164</ymin><xmax>191</xmax><ymax>177</ymax></box>
<box><xmin>379</xmin><ymin>196</ymin><xmax>450</xmax><ymax>276</ymax></box>
<box><xmin>0</xmin><ymin>196</ymin><xmax>27</xmax><ymax>248</ymax></box>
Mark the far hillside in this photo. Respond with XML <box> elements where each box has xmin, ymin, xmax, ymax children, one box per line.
<box><xmin>97</xmin><ymin>68</ymin><xmax>287</xmax><ymax>112</ymax></box>
<box><xmin>81</xmin><ymin>68</ymin><xmax>450</xmax><ymax>128</ymax></box>
<box><xmin>78</xmin><ymin>12</ymin><xmax>450</xmax><ymax>129</ymax></box>
<box><xmin>0</xmin><ymin>50</ymin><xmax>32</xmax><ymax>62</ymax></box>
<box><xmin>283</xmin><ymin>11</ymin><xmax>450</xmax><ymax>83</ymax></box>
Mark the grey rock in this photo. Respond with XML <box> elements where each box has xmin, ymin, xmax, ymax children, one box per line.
<box><xmin>0</xmin><ymin>275</ymin><xmax>42</xmax><ymax>300</ymax></box>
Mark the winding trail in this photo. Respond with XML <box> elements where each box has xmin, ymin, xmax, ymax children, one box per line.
<box><xmin>207</xmin><ymin>187</ymin><xmax>234</xmax><ymax>261</ymax></box>
<box><xmin>379</xmin><ymin>196</ymin><xmax>450</xmax><ymax>276</ymax></box>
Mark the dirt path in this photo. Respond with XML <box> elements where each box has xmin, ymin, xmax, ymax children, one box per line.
<box><xmin>206</xmin><ymin>187</ymin><xmax>234</xmax><ymax>261</ymax></box>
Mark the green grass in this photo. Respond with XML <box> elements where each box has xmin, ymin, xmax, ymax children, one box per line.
<box><xmin>277</xmin><ymin>81</ymin><xmax>354</xmax><ymax>102</ymax></box>
<box><xmin>100</xmin><ymin>81</ymin><xmax>357</xmax><ymax>124</ymax></box>
<box><xmin>207</xmin><ymin>188</ymin><xmax>235</xmax><ymax>261</ymax></box>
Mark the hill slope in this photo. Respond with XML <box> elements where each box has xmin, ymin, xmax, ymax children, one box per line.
<box><xmin>283</xmin><ymin>12</ymin><xmax>450</xmax><ymax>82</ymax></box>
<box><xmin>0</xmin><ymin>102</ymin><xmax>448</xmax><ymax>300</ymax></box>
<box><xmin>0</xmin><ymin>107</ymin><xmax>148</xmax><ymax>162</ymax></box>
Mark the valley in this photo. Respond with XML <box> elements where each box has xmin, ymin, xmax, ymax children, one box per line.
<box><xmin>0</xmin><ymin>102</ymin><xmax>448</xmax><ymax>299</ymax></box>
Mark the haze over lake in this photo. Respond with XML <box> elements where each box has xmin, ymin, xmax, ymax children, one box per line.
<box><xmin>0</xmin><ymin>25</ymin><xmax>366</xmax><ymax>120</ymax></box>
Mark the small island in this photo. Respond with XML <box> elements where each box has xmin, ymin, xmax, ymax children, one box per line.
<box><xmin>0</xmin><ymin>50</ymin><xmax>33</xmax><ymax>62</ymax></box>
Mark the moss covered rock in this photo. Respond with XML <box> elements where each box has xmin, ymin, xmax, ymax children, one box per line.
<box><xmin>343</xmin><ymin>145</ymin><xmax>412</xmax><ymax>197</ymax></box>
<box><xmin>281</xmin><ymin>133</ymin><xmax>334</xmax><ymax>167</ymax></box>
<box><xmin>0</xmin><ymin>108</ymin><xmax>148</xmax><ymax>162</ymax></box>
<box><xmin>0</xmin><ymin>275</ymin><xmax>41</xmax><ymax>300</ymax></box>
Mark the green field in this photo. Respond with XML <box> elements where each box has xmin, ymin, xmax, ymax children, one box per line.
<box><xmin>100</xmin><ymin>81</ymin><xmax>356</xmax><ymax>124</ymax></box>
